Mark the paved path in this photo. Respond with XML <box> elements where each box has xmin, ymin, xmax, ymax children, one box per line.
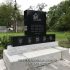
<box><xmin>0</xmin><ymin>59</ymin><xmax>70</xmax><ymax>70</ymax></box>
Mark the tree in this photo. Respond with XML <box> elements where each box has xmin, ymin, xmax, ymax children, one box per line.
<box><xmin>0</xmin><ymin>3</ymin><xmax>13</xmax><ymax>26</ymax></box>
<box><xmin>28</xmin><ymin>3</ymin><xmax>47</xmax><ymax>11</ymax></box>
<box><xmin>0</xmin><ymin>2</ymin><xmax>22</xmax><ymax>32</ymax></box>
<box><xmin>27</xmin><ymin>6</ymin><xmax>35</xmax><ymax>10</ymax></box>
<box><xmin>47</xmin><ymin>0</ymin><xmax>70</xmax><ymax>31</ymax></box>
<box><xmin>36</xmin><ymin>3</ymin><xmax>47</xmax><ymax>11</ymax></box>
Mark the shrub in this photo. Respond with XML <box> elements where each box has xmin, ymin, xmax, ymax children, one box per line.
<box><xmin>65</xmin><ymin>32</ymin><xmax>70</xmax><ymax>42</ymax></box>
<box><xmin>0</xmin><ymin>46</ymin><xmax>4</xmax><ymax>58</ymax></box>
<box><xmin>0</xmin><ymin>36</ymin><xmax>11</xmax><ymax>49</ymax></box>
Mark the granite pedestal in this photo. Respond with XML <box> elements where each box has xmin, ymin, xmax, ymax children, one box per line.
<box><xmin>3</xmin><ymin>41</ymin><xmax>69</xmax><ymax>70</ymax></box>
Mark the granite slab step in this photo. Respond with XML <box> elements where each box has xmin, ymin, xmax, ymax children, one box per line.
<box><xmin>0</xmin><ymin>59</ymin><xmax>6</xmax><ymax>70</ymax></box>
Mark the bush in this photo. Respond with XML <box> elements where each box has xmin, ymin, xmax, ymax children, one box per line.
<box><xmin>0</xmin><ymin>46</ymin><xmax>4</xmax><ymax>59</ymax></box>
<box><xmin>67</xmin><ymin>36</ymin><xmax>70</xmax><ymax>41</ymax></box>
<box><xmin>0</xmin><ymin>36</ymin><xmax>11</xmax><ymax>49</ymax></box>
<box><xmin>59</xmin><ymin>40</ymin><xmax>70</xmax><ymax>48</ymax></box>
<box><xmin>65</xmin><ymin>32</ymin><xmax>70</xmax><ymax>42</ymax></box>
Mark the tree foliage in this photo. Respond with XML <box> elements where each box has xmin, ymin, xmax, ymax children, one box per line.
<box><xmin>47</xmin><ymin>0</ymin><xmax>70</xmax><ymax>31</ymax></box>
<box><xmin>36</xmin><ymin>3</ymin><xmax>47</xmax><ymax>11</ymax></box>
<box><xmin>0</xmin><ymin>2</ymin><xmax>22</xmax><ymax>27</ymax></box>
<box><xmin>28</xmin><ymin>3</ymin><xmax>47</xmax><ymax>11</ymax></box>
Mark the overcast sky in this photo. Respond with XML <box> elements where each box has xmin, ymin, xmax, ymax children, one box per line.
<box><xmin>0</xmin><ymin>0</ymin><xmax>64</xmax><ymax>12</ymax></box>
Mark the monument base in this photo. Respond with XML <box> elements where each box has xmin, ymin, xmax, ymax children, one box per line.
<box><xmin>3</xmin><ymin>42</ymin><xmax>69</xmax><ymax>70</ymax></box>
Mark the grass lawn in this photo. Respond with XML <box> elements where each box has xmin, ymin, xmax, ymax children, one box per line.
<box><xmin>0</xmin><ymin>32</ymin><xmax>24</xmax><ymax>37</ymax></box>
<box><xmin>47</xmin><ymin>32</ymin><xmax>68</xmax><ymax>41</ymax></box>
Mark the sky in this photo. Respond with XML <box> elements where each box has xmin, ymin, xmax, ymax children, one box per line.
<box><xmin>0</xmin><ymin>0</ymin><xmax>64</xmax><ymax>12</ymax></box>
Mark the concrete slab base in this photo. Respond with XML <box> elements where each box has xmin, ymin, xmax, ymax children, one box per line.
<box><xmin>0</xmin><ymin>59</ymin><xmax>6</xmax><ymax>70</ymax></box>
<box><xmin>2</xmin><ymin>42</ymin><xmax>70</xmax><ymax>70</ymax></box>
<box><xmin>34</xmin><ymin>60</ymin><xmax>70</xmax><ymax>70</ymax></box>
<box><xmin>0</xmin><ymin>59</ymin><xmax>70</xmax><ymax>70</ymax></box>
<box><xmin>3</xmin><ymin>47</ymin><xmax>69</xmax><ymax>70</ymax></box>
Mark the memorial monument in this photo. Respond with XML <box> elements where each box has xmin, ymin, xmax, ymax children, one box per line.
<box><xmin>3</xmin><ymin>10</ymin><xmax>69</xmax><ymax>70</ymax></box>
<box><xmin>11</xmin><ymin>10</ymin><xmax>55</xmax><ymax>46</ymax></box>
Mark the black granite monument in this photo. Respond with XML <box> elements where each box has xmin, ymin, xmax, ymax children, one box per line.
<box><xmin>24</xmin><ymin>10</ymin><xmax>46</xmax><ymax>36</ymax></box>
<box><xmin>11</xmin><ymin>10</ymin><xmax>55</xmax><ymax>46</ymax></box>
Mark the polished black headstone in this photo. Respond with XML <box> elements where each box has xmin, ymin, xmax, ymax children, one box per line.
<box><xmin>24</xmin><ymin>10</ymin><xmax>46</xmax><ymax>36</ymax></box>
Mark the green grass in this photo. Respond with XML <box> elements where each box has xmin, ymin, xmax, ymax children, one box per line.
<box><xmin>47</xmin><ymin>32</ymin><xmax>68</xmax><ymax>41</ymax></box>
<box><xmin>0</xmin><ymin>32</ymin><xmax>24</xmax><ymax>37</ymax></box>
